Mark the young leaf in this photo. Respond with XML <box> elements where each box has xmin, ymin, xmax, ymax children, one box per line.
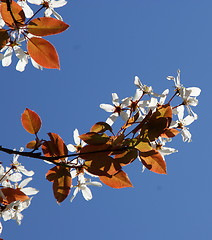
<box><xmin>0</xmin><ymin>29</ymin><xmax>9</xmax><ymax>50</ymax></box>
<box><xmin>0</xmin><ymin>188</ymin><xmax>29</xmax><ymax>205</ymax></box>
<box><xmin>26</xmin><ymin>140</ymin><xmax>37</xmax><ymax>149</ymax></box>
<box><xmin>27</xmin><ymin>37</ymin><xmax>60</xmax><ymax>69</ymax></box>
<box><xmin>99</xmin><ymin>170</ymin><xmax>133</xmax><ymax>189</ymax></box>
<box><xmin>42</xmin><ymin>133</ymin><xmax>68</xmax><ymax>162</ymax></box>
<box><xmin>21</xmin><ymin>108</ymin><xmax>41</xmax><ymax>134</ymax></box>
<box><xmin>46</xmin><ymin>166</ymin><xmax>72</xmax><ymax>204</ymax></box>
<box><xmin>136</xmin><ymin>141</ymin><xmax>167</xmax><ymax>174</ymax></box>
<box><xmin>79</xmin><ymin>132</ymin><xmax>110</xmax><ymax>145</ymax></box>
<box><xmin>90</xmin><ymin>122</ymin><xmax>113</xmax><ymax>134</ymax></box>
<box><xmin>27</xmin><ymin>17</ymin><xmax>69</xmax><ymax>36</ymax></box>
<box><xmin>1</xmin><ymin>0</ymin><xmax>25</xmax><ymax>28</ymax></box>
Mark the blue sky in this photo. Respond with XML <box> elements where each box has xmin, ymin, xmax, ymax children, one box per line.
<box><xmin>0</xmin><ymin>0</ymin><xmax>211</xmax><ymax>239</ymax></box>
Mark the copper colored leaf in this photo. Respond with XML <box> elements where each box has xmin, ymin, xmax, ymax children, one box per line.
<box><xmin>42</xmin><ymin>133</ymin><xmax>68</xmax><ymax>162</ymax></box>
<box><xmin>0</xmin><ymin>29</ymin><xmax>9</xmax><ymax>50</ymax></box>
<box><xmin>83</xmin><ymin>153</ymin><xmax>121</xmax><ymax>177</ymax></box>
<box><xmin>21</xmin><ymin>108</ymin><xmax>41</xmax><ymax>134</ymax></box>
<box><xmin>114</xmin><ymin>149</ymin><xmax>138</xmax><ymax>166</ymax></box>
<box><xmin>26</xmin><ymin>140</ymin><xmax>37</xmax><ymax>149</ymax></box>
<box><xmin>27</xmin><ymin>37</ymin><xmax>60</xmax><ymax>69</ymax></box>
<box><xmin>136</xmin><ymin>141</ymin><xmax>166</xmax><ymax>174</ymax></box>
<box><xmin>160</xmin><ymin>128</ymin><xmax>179</xmax><ymax>138</ymax></box>
<box><xmin>1</xmin><ymin>0</ymin><xmax>25</xmax><ymax>28</ymax></box>
<box><xmin>90</xmin><ymin>122</ymin><xmax>113</xmax><ymax>134</ymax></box>
<box><xmin>121</xmin><ymin>111</ymin><xmax>140</xmax><ymax>130</ymax></box>
<box><xmin>146</xmin><ymin>104</ymin><xmax>173</xmax><ymax>141</ymax></box>
<box><xmin>99</xmin><ymin>170</ymin><xmax>133</xmax><ymax>189</ymax></box>
<box><xmin>79</xmin><ymin>132</ymin><xmax>109</xmax><ymax>145</ymax></box>
<box><xmin>27</xmin><ymin>17</ymin><xmax>69</xmax><ymax>36</ymax></box>
<box><xmin>46</xmin><ymin>166</ymin><xmax>72</xmax><ymax>203</ymax></box>
<box><xmin>0</xmin><ymin>188</ymin><xmax>29</xmax><ymax>205</ymax></box>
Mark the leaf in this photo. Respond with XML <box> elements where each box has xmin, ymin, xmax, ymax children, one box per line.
<box><xmin>99</xmin><ymin>170</ymin><xmax>133</xmax><ymax>189</ymax></box>
<box><xmin>160</xmin><ymin>128</ymin><xmax>179</xmax><ymax>138</ymax></box>
<box><xmin>21</xmin><ymin>108</ymin><xmax>42</xmax><ymax>134</ymax></box>
<box><xmin>0</xmin><ymin>0</ymin><xmax>25</xmax><ymax>28</ymax></box>
<box><xmin>121</xmin><ymin>111</ymin><xmax>140</xmax><ymax>130</ymax></box>
<box><xmin>0</xmin><ymin>29</ymin><xmax>9</xmax><ymax>50</ymax></box>
<box><xmin>26</xmin><ymin>140</ymin><xmax>37</xmax><ymax>149</ymax></box>
<box><xmin>83</xmin><ymin>153</ymin><xmax>121</xmax><ymax>177</ymax></box>
<box><xmin>114</xmin><ymin>149</ymin><xmax>137</xmax><ymax>166</ymax></box>
<box><xmin>42</xmin><ymin>133</ymin><xmax>68</xmax><ymax>162</ymax></box>
<box><xmin>79</xmin><ymin>132</ymin><xmax>110</xmax><ymax>145</ymax></box>
<box><xmin>27</xmin><ymin>37</ymin><xmax>60</xmax><ymax>69</ymax></box>
<box><xmin>27</xmin><ymin>17</ymin><xmax>69</xmax><ymax>36</ymax></box>
<box><xmin>145</xmin><ymin>104</ymin><xmax>173</xmax><ymax>141</ymax></box>
<box><xmin>46</xmin><ymin>166</ymin><xmax>72</xmax><ymax>203</ymax></box>
<box><xmin>136</xmin><ymin>141</ymin><xmax>166</xmax><ymax>174</ymax></box>
<box><xmin>0</xmin><ymin>188</ymin><xmax>29</xmax><ymax>205</ymax></box>
<box><xmin>90</xmin><ymin>122</ymin><xmax>113</xmax><ymax>134</ymax></box>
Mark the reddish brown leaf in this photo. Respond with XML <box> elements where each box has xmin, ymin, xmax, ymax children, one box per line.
<box><xmin>90</xmin><ymin>122</ymin><xmax>113</xmax><ymax>134</ymax></box>
<box><xmin>114</xmin><ymin>149</ymin><xmax>137</xmax><ymax>166</ymax></box>
<box><xmin>42</xmin><ymin>133</ymin><xmax>68</xmax><ymax>162</ymax></box>
<box><xmin>46</xmin><ymin>166</ymin><xmax>72</xmax><ymax>203</ymax></box>
<box><xmin>160</xmin><ymin>128</ymin><xmax>179</xmax><ymax>138</ymax></box>
<box><xmin>21</xmin><ymin>108</ymin><xmax>41</xmax><ymax>134</ymax></box>
<box><xmin>99</xmin><ymin>170</ymin><xmax>133</xmax><ymax>189</ymax></box>
<box><xmin>136</xmin><ymin>141</ymin><xmax>167</xmax><ymax>174</ymax></box>
<box><xmin>1</xmin><ymin>0</ymin><xmax>25</xmax><ymax>28</ymax></box>
<box><xmin>79</xmin><ymin>132</ymin><xmax>109</xmax><ymax>145</ymax></box>
<box><xmin>27</xmin><ymin>17</ymin><xmax>69</xmax><ymax>36</ymax></box>
<box><xmin>27</xmin><ymin>37</ymin><xmax>60</xmax><ymax>69</ymax></box>
<box><xmin>0</xmin><ymin>188</ymin><xmax>29</xmax><ymax>205</ymax></box>
<box><xmin>83</xmin><ymin>153</ymin><xmax>121</xmax><ymax>177</ymax></box>
<box><xmin>0</xmin><ymin>29</ymin><xmax>9</xmax><ymax>50</ymax></box>
<box><xmin>26</xmin><ymin>140</ymin><xmax>37</xmax><ymax>149</ymax></box>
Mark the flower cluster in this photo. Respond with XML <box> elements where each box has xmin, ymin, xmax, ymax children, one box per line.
<box><xmin>0</xmin><ymin>0</ymin><xmax>68</xmax><ymax>71</ymax></box>
<box><xmin>0</xmin><ymin>148</ymin><xmax>38</xmax><ymax>235</ymax></box>
<box><xmin>0</xmin><ymin>70</ymin><xmax>201</xmax><ymax>236</ymax></box>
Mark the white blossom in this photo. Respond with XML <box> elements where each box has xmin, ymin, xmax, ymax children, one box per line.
<box><xmin>17</xmin><ymin>0</ymin><xmax>34</xmax><ymax>18</ymax></box>
<box><xmin>70</xmin><ymin>173</ymin><xmax>102</xmax><ymax>202</ymax></box>
<box><xmin>100</xmin><ymin>93</ymin><xmax>131</xmax><ymax>126</ymax></box>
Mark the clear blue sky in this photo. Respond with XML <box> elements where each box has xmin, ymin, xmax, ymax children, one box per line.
<box><xmin>1</xmin><ymin>0</ymin><xmax>211</xmax><ymax>239</ymax></box>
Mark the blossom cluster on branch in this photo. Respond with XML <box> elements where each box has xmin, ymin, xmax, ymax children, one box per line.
<box><xmin>0</xmin><ymin>0</ymin><xmax>68</xmax><ymax>71</ymax></box>
<box><xmin>0</xmin><ymin>70</ymin><xmax>201</xmax><ymax>238</ymax></box>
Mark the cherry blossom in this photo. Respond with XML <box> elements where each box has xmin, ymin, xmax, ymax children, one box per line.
<box><xmin>17</xmin><ymin>0</ymin><xmax>34</xmax><ymax>18</ymax></box>
<box><xmin>67</xmin><ymin>129</ymin><xmax>86</xmax><ymax>153</ymax></box>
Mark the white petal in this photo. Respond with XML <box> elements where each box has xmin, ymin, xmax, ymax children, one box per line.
<box><xmin>27</xmin><ymin>0</ymin><xmax>42</xmax><ymax>5</ymax></box>
<box><xmin>186</xmin><ymin>87</ymin><xmax>201</xmax><ymax>97</ymax></box>
<box><xmin>9</xmin><ymin>173</ymin><xmax>22</xmax><ymax>182</ymax></box>
<box><xmin>73</xmin><ymin>129</ymin><xmax>80</xmax><ymax>145</ymax></box>
<box><xmin>16</xmin><ymin>59</ymin><xmax>28</xmax><ymax>72</ymax></box>
<box><xmin>106</xmin><ymin>112</ymin><xmax>118</xmax><ymax>126</ymax></box>
<box><xmin>50</xmin><ymin>0</ymin><xmax>67</xmax><ymax>8</ymax></box>
<box><xmin>181</xmin><ymin>128</ymin><xmax>191</xmax><ymax>142</ymax></box>
<box><xmin>133</xmin><ymin>89</ymin><xmax>143</xmax><ymax>101</ymax></box>
<box><xmin>82</xmin><ymin>186</ymin><xmax>92</xmax><ymax>201</ymax></box>
<box><xmin>86</xmin><ymin>181</ymin><xmax>102</xmax><ymax>187</ymax></box>
<box><xmin>112</xmin><ymin>93</ymin><xmax>119</xmax><ymax>106</ymax></box>
<box><xmin>19</xmin><ymin>167</ymin><xmax>34</xmax><ymax>176</ymax></box>
<box><xmin>70</xmin><ymin>187</ymin><xmax>79</xmax><ymax>202</ymax></box>
<box><xmin>0</xmin><ymin>53</ymin><xmax>4</xmax><ymax>60</ymax></box>
<box><xmin>21</xmin><ymin>187</ymin><xmax>39</xmax><ymax>195</ymax></box>
<box><xmin>160</xmin><ymin>147</ymin><xmax>178</xmax><ymax>156</ymax></box>
<box><xmin>18</xmin><ymin>1</ymin><xmax>33</xmax><ymax>18</ymax></box>
<box><xmin>183</xmin><ymin>115</ymin><xmax>195</xmax><ymax>126</ymax></box>
<box><xmin>176</xmin><ymin>69</ymin><xmax>181</xmax><ymax>86</ymax></box>
<box><xmin>134</xmin><ymin>76</ymin><xmax>143</xmax><ymax>89</ymax></box>
<box><xmin>45</xmin><ymin>8</ymin><xmax>53</xmax><ymax>17</ymax></box>
<box><xmin>100</xmin><ymin>104</ymin><xmax>115</xmax><ymax>112</ymax></box>
<box><xmin>70</xmin><ymin>169</ymin><xmax>77</xmax><ymax>179</ymax></box>
<box><xmin>121</xmin><ymin>97</ymin><xmax>132</xmax><ymax>108</ymax></box>
<box><xmin>2</xmin><ymin>47</ymin><xmax>13</xmax><ymax>67</ymax></box>
<box><xmin>51</xmin><ymin>8</ymin><xmax>63</xmax><ymax>20</ymax></box>
<box><xmin>19</xmin><ymin>177</ymin><xmax>32</xmax><ymax>188</ymax></box>
<box><xmin>120</xmin><ymin>111</ymin><xmax>130</xmax><ymax>122</ymax></box>
<box><xmin>67</xmin><ymin>144</ymin><xmax>76</xmax><ymax>152</ymax></box>
<box><xmin>177</xmin><ymin>105</ymin><xmax>185</xmax><ymax>120</ymax></box>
